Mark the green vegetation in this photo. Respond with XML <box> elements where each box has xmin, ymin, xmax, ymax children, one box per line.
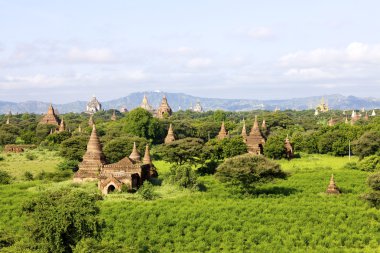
<box><xmin>2</xmin><ymin>108</ymin><xmax>380</xmax><ymax>252</ymax></box>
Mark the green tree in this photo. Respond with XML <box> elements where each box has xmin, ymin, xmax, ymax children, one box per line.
<box><xmin>352</xmin><ymin>131</ymin><xmax>380</xmax><ymax>159</ymax></box>
<box><xmin>215</xmin><ymin>154</ymin><xmax>287</xmax><ymax>193</ymax></box>
<box><xmin>156</xmin><ymin>138</ymin><xmax>204</xmax><ymax>165</ymax></box>
<box><xmin>357</xmin><ymin>155</ymin><xmax>380</xmax><ymax>172</ymax></box>
<box><xmin>22</xmin><ymin>188</ymin><xmax>103</xmax><ymax>253</ymax></box>
<box><xmin>103</xmin><ymin>136</ymin><xmax>148</xmax><ymax>163</ymax></box>
<box><xmin>167</xmin><ymin>164</ymin><xmax>198</xmax><ymax>189</ymax></box>
<box><xmin>60</xmin><ymin>136</ymin><xmax>89</xmax><ymax>161</ymax></box>
<box><xmin>264</xmin><ymin>133</ymin><xmax>287</xmax><ymax>159</ymax></box>
<box><xmin>0</xmin><ymin>170</ymin><xmax>11</xmax><ymax>184</ymax></box>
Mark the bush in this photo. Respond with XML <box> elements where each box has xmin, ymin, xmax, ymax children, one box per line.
<box><xmin>25</xmin><ymin>152</ymin><xmax>37</xmax><ymax>161</ymax></box>
<box><xmin>342</xmin><ymin>162</ymin><xmax>358</xmax><ymax>170</ymax></box>
<box><xmin>36</xmin><ymin>170</ymin><xmax>72</xmax><ymax>182</ymax></box>
<box><xmin>368</xmin><ymin>173</ymin><xmax>380</xmax><ymax>191</ymax></box>
<box><xmin>197</xmin><ymin>160</ymin><xmax>219</xmax><ymax>175</ymax></box>
<box><xmin>22</xmin><ymin>188</ymin><xmax>103</xmax><ymax>252</ymax></box>
<box><xmin>357</xmin><ymin>155</ymin><xmax>380</xmax><ymax>172</ymax></box>
<box><xmin>23</xmin><ymin>171</ymin><xmax>34</xmax><ymax>181</ymax></box>
<box><xmin>215</xmin><ymin>154</ymin><xmax>287</xmax><ymax>193</ymax></box>
<box><xmin>352</xmin><ymin>131</ymin><xmax>380</xmax><ymax>159</ymax></box>
<box><xmin>57</xmin><ymin>160</ymin><xmax>79</xmax><ymax>172</ymax></box>
<box><xmin>167</xmin><ymin>164</ymin><xmax>199</xmax><ymax>189</ymax></box>
<box><xmin>0</xmin><ymin>170</ymin><xmax>11</xmax><ymax>184</ymax></box>
<box><xmin>138</xmin><ymin>181</ymin><xmax>158</xmax><ymax>200</ymax></box>
<box><xmin>0</xmin><ymin>156</ymin><xmax>4</xmax><ymax>161</ymax></box>
<box><xmin>363</xmin><ymin>192</ymin><xmax>380</xmax><ymax>208</ymax></box>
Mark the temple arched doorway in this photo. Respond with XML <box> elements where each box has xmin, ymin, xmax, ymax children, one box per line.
<box><xmin>107</xmin><ymin>184</ymin><xmax>116</xmax><ymax>194</ymax></box>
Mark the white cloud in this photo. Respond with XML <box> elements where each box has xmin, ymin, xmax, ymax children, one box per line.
<box><xmin>280</xmin><ymin>42</ymin><xmax>380</xmax><ymax>67</ymax></box>
<box><xmin>0</xmin><ymin>74</ymin><xmax>66</xmax><ymax>89</ymax></box>
<box><xmin>284</xmin><ymin>68</ymin><xmax>335</xmax><ymax>80</ymax></box>
<box><xmin>187</xmin><ymin>57</ymin><xmax>212</xmax><ymax>68</ymax></box>
<box><xmin>248</xmin><ymin>27</ymin><xmax>274</xmax><ymax>40</ymax></box>
<box><xmin>67</xmin><ymin>47</ymin><xmax>114</xmax><ymax>63</ymax></box>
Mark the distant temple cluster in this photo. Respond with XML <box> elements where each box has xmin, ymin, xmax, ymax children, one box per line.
<box><xmin>39</xmin><ymin>104</ymin><xmax>67</xmax><ymax>133</ymax></box>
<box><xmin>74</xmin><ymin>125</ymin><xmax>157</xmax><ymax>194</ymax></box>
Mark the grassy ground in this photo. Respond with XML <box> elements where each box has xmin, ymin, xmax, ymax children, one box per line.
<box><xmin>0</xmin><ymin>149</ymin><xmax>62</xmax><ymax>180</ymax></box>
<box><xmin>0</xmin><ymin>152</ymin><xmax>379</xmax><ymax>252</ymax></box>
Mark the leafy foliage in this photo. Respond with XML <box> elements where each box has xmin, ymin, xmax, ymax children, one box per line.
<box><xmin>352</xmin><ymin>131</ymin><xmax>380</xmax><ymax>159</ymax></box>
<box><xmin>22</xmin><ymin>188</ymin><xmax>103</xmax><ymax>253</ymax></box>
<box><xmin>357</xmin><ymin>155</ymin><xmax>380</xmax><ymax>171</ymax></box>
<box><xmin>103</xmin><ymin>136</ymin><xmax>148</xmax><ymax>163</ymax></box>
<box><xmin>167</xmin><ymin>164</ymin><xmax>199</xmax><ymax>189</ymax></box>
<box><xmin>138</xmin><ymin>181</ymin><xmax>158</xmax><ymax>200</ymax></box>
<box><xmin>0</xmin><ymin>170</ymin><xmax>11</xmax><ymax>184</ymax></box>
<box><xmin>59</xmin><ymin>135</ymin><xmax>89</xmax><ymax>161</ymax></box>
<box><xmin>215</xmin><ymin>154</ymin><xmax>287</xmax><ymax>193</ymax></box>
<box><xmin>156</xmin><ymin>138</ymin><xmax>204</xmax><ymax>165</ymax></box>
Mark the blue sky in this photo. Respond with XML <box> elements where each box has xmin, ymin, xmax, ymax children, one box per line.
<box><xmin>1</xmin><ymin>0</ymin><xmax>380</xmax><ymax>103</ymax></box>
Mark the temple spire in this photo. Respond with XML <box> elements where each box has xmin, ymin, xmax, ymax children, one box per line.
<box><xmin>59</xmin><ymin>117</ymin><xmax>65</xmax><ymax>132</ymax></box>
<box><xmin>78</xmin><ymin>125</ymin><xmax>82</xmax><ymax>133</ymax></box>
<box><xmin>164</xmin><ymin>123</ymin><xmax>176</xmax><ymax>144</ymax></box>
<box><xmin>129</xmin><ymin>142</ymin><xmax>141</xmax><ymax>162</ymax></box>
<box><xmin>241</xmin><ymin>119</ymin><xmax>247</xmax><ymax>141</ymax></box>
<box><xmin>6</xmin><ymin>116</ymin><xmax>10</xmax><ymax>125</ymax></box>
<box><xmin>217</xmin><ymin>121</ymin><xmax>228</xmax><ymax>140</ymax></box>
<box><xmin>143</xmin><ymin>144</ymin><xmax>152</xmax><ymax>164</ymax></box>
<box><xmin>326</xmin><ymin>174</ymin><xmax>341</xmax><ymax>194</ymax></box>
<box><xmin>111</xmin><ymin>110</ymin><xmax>117</xmax><ymax>121</ymax></box>
<box><xmin>261</xmin><ymin>119</ymin><xmax>267</xmax><ymax>130</ymax></box>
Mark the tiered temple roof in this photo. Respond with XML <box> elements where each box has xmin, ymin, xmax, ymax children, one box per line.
<box><xmin>326</xmin><ymin>174</ymin><xmax>340</xmax><ymax>194</ymax></box>
<box><xmin>39</xmin><ymin>104</ymin><xmax>60</xmax><ymax>126</ymax></box>
<box><xmin>86</xmin><ymin>96</ymin><xmax>102</xmax><ymax>114</ymax></box>
<box><xmin>217</xmin><ymin>121</ymin><xmax>228</xmax><ymax>140</ymax></box>
<box><xmin>140</xmin><ymin>95</ymin><xmax>154</xmax><ymax>113</ymax></box>
<box><xmin>156</xmin><ymin>95</ymin><xmax>173</xmax><ymax>118</ymax></box>
<box><xmin>246</xmin><ymin>116</ymin><xmax>266</xmax><ymax>154</ymax></box>
<box><xmin>193</xmin><ymin>101</ymin><xmax>203</xmax><ymax>112</ymax></box>
<box><xmin>164</xmin><ymin>124</ymin><xmax>176</xmax><ymax>144</ymax></box>
<box><xmin>74</xmin><ymin>124</ymin><xmax>106</xmax><ymax>181</ymax></box>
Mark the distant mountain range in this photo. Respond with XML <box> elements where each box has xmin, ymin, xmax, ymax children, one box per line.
<box><xmin>1</xmin><ymin>92</ymin><xmax>380</xmax><ymax>114</ymax></box>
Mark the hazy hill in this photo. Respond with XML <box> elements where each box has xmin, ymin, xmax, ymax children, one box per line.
<box><xmin>1</xmin><ymin>92</ymin><xmax>380</xmax><ymax>114</ymax></box>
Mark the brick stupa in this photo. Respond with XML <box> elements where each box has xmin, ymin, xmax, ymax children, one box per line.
<box><xmin>164</xmin><ymin>124</ymin><xmax>176</xmax><ymax>144</ymax></box>
<box><xmin>246</xmin><ymin>116</ymin><xmax>265</xmax><ymax>154</ymax></box>
<box><xmin>129</xmin><ymin>142</ymin><xmax>141</xmax><ymax>162</ymax></box>
<box><xmin>284</xmin><ymin>135</ymin><xmax>293</xmax><ymax>159</ymax></box>
<box><xmin>326</xmin><ymin>174</ymin><xmax>341</xmax><ymax>194</ymax></box>
<box><xmin>241</xmin><ymin>119</ymin><xmax>247</xmax><ymax>142</ymax></box>
<box><xmin>74</xmin><ymin>124</ymin><xmax>106</xmax><ymax>182</ymax></box>
<box><xmin>217</xmin><ymin>121</ymin><xmax>228</xmax><ymax>140</ymax></box>
<box><xmin>40</xmin><ymin>104</ymin><xmax>59</xmax><ymax>126</ymax></box>
<box><xmin>156</xmin><ymin>95</ymin><xmax>172</xmax><ymax>119</ymax></box>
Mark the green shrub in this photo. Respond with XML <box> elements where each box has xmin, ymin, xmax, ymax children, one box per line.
<box><xmin>57</xmin><ymin>160</ymin><xmax>79</xmax><ymax>172</ymax></box>
<box><xmin>0</xmin><ymin>170</ymin><xmax>11</xmax><ymax>184</ymax></box>
<box><xmin>357</xmin><ymin>155</ymin><xmax>380</xmax><ymax>171</ymax></box>
<box><xmin>342</xmin><ymin>162</ymin><xmax>358</xmax><ymax>170</ymax></box>
<box><xmin>215</xmin><ymin>153</ymin><xmax>287</xmax><ymax>193</ymax></box>
<box><xmin>23</xmin><ymin>171</ymin><xmax>34</xmax><ymax>181</ymax></box>
<box><xmin>368</xmin><ymin>173</ymin><xmax>380</xmax><ymax>191</ymax></box>
<box><xmin>0</xmin><ymin>156</ymin><xmax>4</xmax><ymax>161</ymax></box>
<box><xmin>138</xmin><ymin>181</ymin><xmax>158</xmax><ymax>200</ymax></box>
<box><xmin>25</xmin><ymin>152</ymin><xmax>36</xmax><ymax>161</ymax></box>
<box><xmin>363</xmin><ymin>192</ymin><xmax>380</xmax><ymax>208</ymax></box>
<box><xmin>167</xmin><ymin>164</ymin><xmax>199</xmax><ymax>189</ymax></box>
<box><xmin>36</xmin><ymin>170</ymin><xmax>71</xmax><ymax>182</ymax></box>
<box><xmin>22</xmin><ymin>188</ymin><xmax>103</xmax><ymax>252</ymax></box>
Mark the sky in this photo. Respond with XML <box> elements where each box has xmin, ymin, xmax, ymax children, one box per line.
<box><xmin>1</xmin><ymin>0</ymin><xmax>380</xmax><ymax>103</ymax></box>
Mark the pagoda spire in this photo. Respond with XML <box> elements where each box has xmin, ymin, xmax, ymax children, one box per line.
<box><xmin>111</xmin><ymin>110</ymin><xmax>117</xmax><ymax>121</ymax></box>
<box><xmin>164</xmin><ymin>123</ymin><xmax>176</xmax><ymax>144</ymax></box>
<box><xmin>241</xmin><ymin>119</ymin><xmax>247</xmax><ymax>141</ymax></box>
<box><xmin>78</xmin><ymin>125</ymin><xmax>82</xmax><ymax>133</ymax></box>
<box><xmin>59</xmin><ymin>117</ymin><xmax>65</xmax><ymax>132</ymax></box>
<box><xmin>143</xmin><ymin>144</ymin><xmax>152</xmax><ymax>164</ymax></box>
<box><xmin>6</xmin><ymin>116</ymin><xmax>10</xmax><ymax>125</ymax></box>
<box><xmin>250</xmin><ymin>116</ymin><xmax>259</xmax><ymax>135</ymax></box>
<box><xmin>129</xmin><ymin>142</ymin><xmax>141</xmax><ymax>162</ymax></box>
<box><xmin>326</xmin><ymin>174</ymin><xmax>341</xmax><ymax>194</ymax></box>
<box><xmin>82</xmin><ymin>124</ymin><xmax>106</xmax><ymax>165</ymax></box>
<box><xmin>364</xmin><ymin>111</ymin><xmax>369</xmax><ymax>121</ymax></box>
<box><xmin>217</xmin><ymin>121</ymin><xmax>228</xmax><ymax>140</ymax></box>
<box><xmin>88</xmin><ymin>115</ymin><xmax>94</xmax><ymax>127</ymax></box>
<box><xmin>261</xmin><ymin>119</ymin><xmax>267</xmax><ymax>130</ymax></box>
